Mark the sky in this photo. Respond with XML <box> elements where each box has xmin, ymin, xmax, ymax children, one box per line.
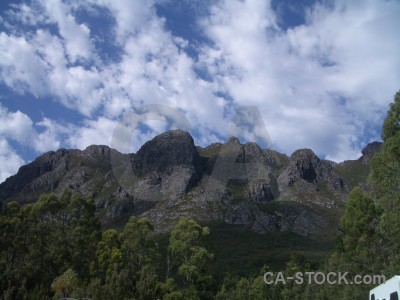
<box><xmin>0</xmin><ymin>0</ymin><xmax>400</xmax><ymax>183</ymax></box>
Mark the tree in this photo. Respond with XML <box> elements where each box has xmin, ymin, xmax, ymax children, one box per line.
<box><xmin>0</xmin><ymin>201</ymin><xmax>34</xmax><ymax>298</ymax></box>
<box><xmin>314</xmin><ymin>188</ymin><xmax>381</xmax><ymax>299</ymax></box>
<box><xmin>340</xmin><ymin>188</ymin><xmax>380</xmax><ymax>260</ymax></box>
<box><xmin>93</xmin><ymin>229</ymin><xmax>122</xmax><ymax>281</ymax></box>
<box><xmin>168</xmin><ymin>218</ymin><xmax>214</xmax><ymax>298</ymax></box>
<box><xmin>371</xmin><ymin>91</ymin><xmax>400</xmax><ymax>208</ymax></box>
<box><xmin>51</xmin><ymin>268</ymin><xmax>78</xmax><ymax>298</ymax></box>
<box><xmin>67</xmin><ymin>191</ymin><xmax>101</xmax><ymax>280</ymax></box>
<box><xmin>120</xmin><ymin>217</ymin><xmax>157</xmax><ymax>275</ymax></box>
<box><xmin>120</xmin><ymin>217</ymin><xmax>159</xmax><ymax>299</ymax></box>
<box><xmin>0</xmin><ymin>191</ymin><xmax>101</xmax><ymax>298</ymax></box>
<box><xmin>215</xmin><ymin>266</ymin><xmax>271</xmax><ymax>300</ymax></box>
<box><xmin>370</xmin><ymin>91</ymin><xmax>400</xmax><ymax>274</ymax></box>
<box><xmin>154</xmin><ymin>278</ymin><xmax>182</xmax><ymax>300</ymax></box>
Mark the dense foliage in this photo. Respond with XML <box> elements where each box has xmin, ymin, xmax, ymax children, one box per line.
<box><xmin>1</xmin><ymin>91</ymin><xmax>400</xmax><ymax>299</ymax></box>
<box><xmin>0</xmin><ymin>192</ymin><xmax>216</xmax><ymax>299</ymax></box>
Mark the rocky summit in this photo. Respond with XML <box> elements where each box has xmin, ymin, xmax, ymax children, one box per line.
<box><xmin>0</xmin><ymin>130</ymin><xmax>381</xmax><ymax>237</ymax></box>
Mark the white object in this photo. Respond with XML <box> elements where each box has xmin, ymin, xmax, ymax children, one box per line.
<box><xmin>369</xmin><ymin>276</ymin><xmax>400</xmax><ymax>300</ymax></box>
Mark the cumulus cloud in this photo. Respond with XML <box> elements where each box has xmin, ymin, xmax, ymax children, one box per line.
<box><xmin>0</xmin><ymin>104</ymin><xmax>69</xmax><ymax>154</ymax></box>
<box><xmin>67</xmin><ymin>115</ymin><xmax>170</xmax><ymax>154</ymax></box>
<box><xmin>42</xmin><ymin>0</ymin><xmax>95</xmax><ymax>63</ymax></box>
<box><xmin>91</xmin><ymin>0</ymin><xmax>154</xmax><ymax>42</ymax></box>
<box><xmin>0</xmin><ymin>138</ymin><xmax>25</xmax><ymax>183</ymax></box>
<box><xmin>199</xmin><ymin>0</ymin><xmax>400</xmax><ymax>160</ymax></box>
<box><xmin>0</xmin><ymin>0</ymin><xmax>399</xmax><ymax>175</ymax></box>
<box><xmin>0</xmin><ymin>32</ymin><xmax>49</xmax><ymax>97</ymax></box>
<box><xmin>0</xmin><ymin>1</ymin><xmax>104</xmax><ymax>117</ymax></box>
<box><xmin>34</xmin><ymin>118</ymin><xmax>72</xmax><ymax>152</ymax></box>
<box><xmin>0</xmin><ymin>105</ymin><xmax>36</xmax><ymax>144</ymax></box>
<box><xmin>67</xmin><ymin>117</ymin><xmax>116</xmax><ymax>149</ymax></box>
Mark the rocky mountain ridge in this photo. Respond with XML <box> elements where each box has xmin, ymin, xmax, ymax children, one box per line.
<box><xmin>0</xmin><ymin>130</ymin><xmax>381</xmax><ymax>237</ymax></box>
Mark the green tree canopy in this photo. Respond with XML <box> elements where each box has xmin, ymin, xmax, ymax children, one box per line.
<box><xmin>51</xmin><ymin>268</ymin><xmax>78</xmax><ymax>298</ymax></box>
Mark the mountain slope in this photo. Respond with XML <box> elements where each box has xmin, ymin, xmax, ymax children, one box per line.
<box><xmin>0</xmin><ymin>130</ymin><xmax>381</xmax><ymax>238</ymax></box>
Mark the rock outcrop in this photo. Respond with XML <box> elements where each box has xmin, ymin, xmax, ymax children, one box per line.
<box><xmin>360</xmin><ymin>141</ymin><xmax>382</xmax><ymax>164</ymax></box>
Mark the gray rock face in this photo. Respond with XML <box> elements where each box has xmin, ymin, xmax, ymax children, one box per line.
<box><xmin>361</xmin><ymin>141</ymin><xmax>382</xmax><ymax>164</ymax></box>
<box><xmin>128</xmin><ymin>130</ymin><xmax>202</xmax><ymax>206</ymax></box>
<box><xmin>278</xmin><ymin>149</ymin><xmax>320</xmax><ymax>186</ymax></box>
<box><xmin>133</xmin><ymin>130</ymin><xmax>201</xmax><ymax>176</ymax></box>
<box><xmin>0</xmin><ymin>130</ymin><xmax>376</xmax><ymax>237</ymax></box>
<box><xmin>0</xmin><ymin>149</ymin><xmax>72</xmax><ymax>203</ymax></box>
<box><xmin>244</xmin><ymin>173</ymin><xmax>279</xmax><ymax>202</ymax></box>
<box><xmin>277</xmin><ymin>149</ymin><xmax>349</xmax><ymax>206</ymax></box>
<box><xmin>236</xmin><ymin>142</ymin><xmax>265</xmax><ymax>163</ymax></box>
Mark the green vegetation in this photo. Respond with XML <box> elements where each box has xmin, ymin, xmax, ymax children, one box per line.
<box><xmin>0</xmin><ymin>192</ymin><xmax>216</xmax><ymax>299</ymax></box>
<box><xmin>227</xmin><ymin>179</ymin><xmax>248</xmax><ymax>204</ymax></box>
<box><xmin>0</xmin><ymin>191</ymin><xmax>100</xmax><ymax>298</ymax></box>
<box><xmin>207</xmin><ymin>222</ymin><xmax>331</xmax><ymax>277</ymax></box>
<box><xmin>0</xmin><ymin>190</ymin><xmax>333</xmax><ymax>299</ymax></box>
<box><xmin>334</xmin><ymin>159</ymin><xmax>371</xmax><ymax>188</ymax></box>
<box><xmin>198</xmin><ymin>145</ymin><xmax>222</xmax><ymax>158</ymax></box>
<box><xmin>52</xmin><ymin>268</ymin><xmax>78</xmax><ymax>298</ymax></box>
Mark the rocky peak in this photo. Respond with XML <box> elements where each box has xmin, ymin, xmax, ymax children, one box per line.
<box><xmin>282</xmin><ymin>149</ymin><xmax>320</xmax><ymax>185</ymax></box>
<box><xmin>237</xmin><ymin>142</ymin><xmax>264</xmax><ymax>164</ymax></box>
<box><xmin>361</xmin><ymin>141</ymin><xmax>382</xmax><ymax>164</ymax></box>
<box><xmin>214</xmin><ymin>138</ymin><xmax>265</xmax><ymax>164</ymax></box>
<box><xmin>277</xmin><ymin>148</ymin><xmax>343</xmax><ymax>188</ymax></box>
<box><xmin>0</xmin><ymin>149</ymin><xmax>71</xmax><ymax>202</ymax></box>
<box><xmin>226</xmin><ymin>136</ymin><xmax>241</xmax><ymax>145</ymax></box>
<box><xmin>133</xmin><ymin>130</ymin><xmax>201</xmax><ymax>175</ymax></box>
<box><xmin>22</xmin><ymin>148</ymin><xmax>68</xmax><ymax>178</ymax></box>
<box><xmin>83</xmin><ymin>145</ymin><xmax>113</xmax><ymax>159</ymax></box>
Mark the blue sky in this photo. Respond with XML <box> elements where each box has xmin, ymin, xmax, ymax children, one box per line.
<box><xmin>0</xmin><ymin>0</ymin><xmax>400</xmax><ymax>183</ymax></box>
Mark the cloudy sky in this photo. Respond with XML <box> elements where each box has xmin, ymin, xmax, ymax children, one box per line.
<box><xmin>0</xmin><ymin>0</ymin><xmax>399</xmax><ymax>183</ymax></box>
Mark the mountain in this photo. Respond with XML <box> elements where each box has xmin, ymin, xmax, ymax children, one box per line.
<box><xmin>0</xmin><ymin>130</ymin><xmax>381</xmax><ymax>238</ymax></box>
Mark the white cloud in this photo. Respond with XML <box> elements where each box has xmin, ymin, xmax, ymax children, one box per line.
<box><xmin>66</xmin><ymin>116</ymin><xmax>160</xmax><ymax>153</ymax></box>
<box><xmin>92</xmin><ymin>0</ymin><xmax>154</xmax><ymax>43</ymax></box>
<box><xmin>0</xmin><ymin>0</ymin><xmax>399</xmax><ymax>168</ymax></box>
<box><xmin>199</xmin><ymin>0</ymin><xmax>400</xmax><ymax>160</ymax></box>
<box><xmin>0</xmin><ymin>32</ymin><xmax>49</xmax><ymax>97</ymax></box>
<box><xmin>34</xmin><ymin>118</ymin><xmax>72</xmax><ymax>152</ymax></box>
<box><xmin>0</xmin><ymin>138</ymin><xmax>25</xmax><ymax>183</ymax></box>
<box><xmin>0</xmin><ymin>105</ymin><xmax>35</xmax><ymax>144</ymax></box>
<box><xmin>0</xmin><ymin>104</ymin><xmax>68</xmax><ymax>153</ymax></box>
<box><xmin>1</xmin><ymin>0</ymin><xmax>230</xmax><ymax>151</ymax></box>
<box><xmin>42</xmin><ymin>0</ymin><xmax>95</xmax><ymax>63</ymax></box>
<box><xmin>67</xmin><ymin>117</ymin><xmax>116</xmax><ymax>149</ymax></box>
<box><xmin>4</xmin><ymin>3</ymin><xmax>44</xmax><ymax>26</ymax></box>
<box><xmin>0</xmin><ymin>2</ymin><xmax>104</xmax><ymax>117</ymax></box>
